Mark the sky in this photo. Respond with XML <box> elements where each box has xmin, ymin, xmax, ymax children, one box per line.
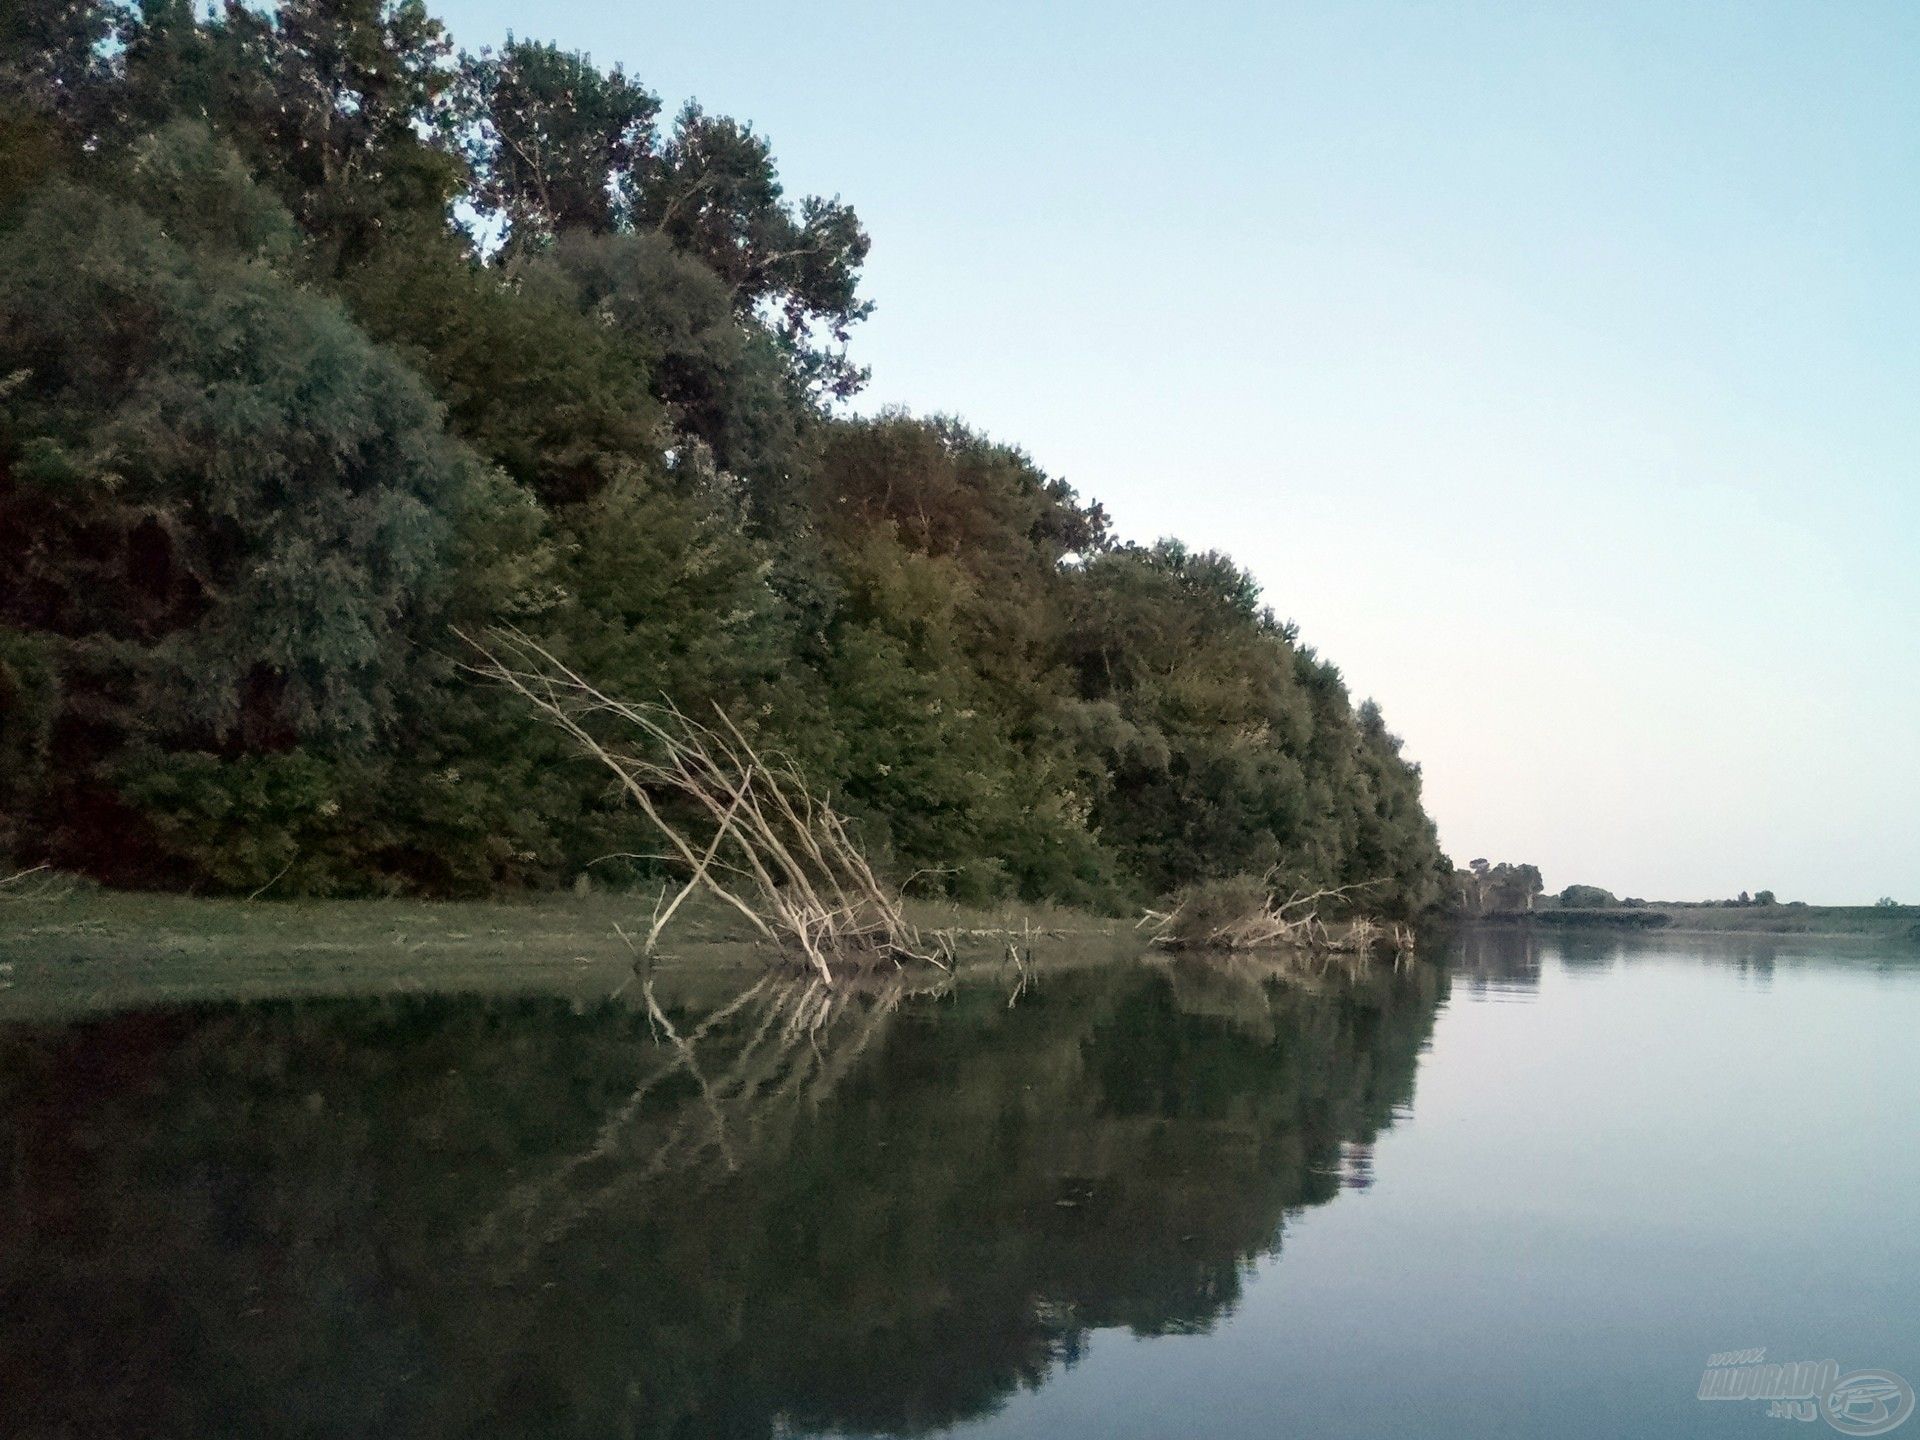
<box><xmin>438</xmin><ymin>0</ymin><xmax>1920</xmax><ymax>904</ymax></box>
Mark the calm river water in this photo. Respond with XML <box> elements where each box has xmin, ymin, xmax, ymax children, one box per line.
<box><xmin>3</xmin><ymin>929</ymin><xmax>1917</xmax><ymax>1438</ymax></box>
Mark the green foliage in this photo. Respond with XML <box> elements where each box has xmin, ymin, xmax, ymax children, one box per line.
<box><xmin>0</xmin><ymin>177</ymin><xmax>470</xmax><ymax>745</ymax></box>
<box><xmin>0</xmin><ymin>626</ymin><xmax>59</xmax><ymax>861</ymax></box>
<box><xmin>0</xmin><ymin>0</ymin><xmax>119</xmax><ymax>130</ymax></box>
<box><xmin>808</xmin><ymin>418</ymin><xmax>1125</xmax><ymax>905</ymax></box>
<box><xmin>204</xmin><ymin>0</ymin><xmax>467</xmax><ymax>266</ymax></box>
<box><xmin>0</xmin><ymin>0</ymin><xmax>1451</xmax><ymax>909</ymax></box>
<box><xmin>461</xmin><ymin>37</ymin><xmax>658</xmax><ymax>243</ymax></box>
<box><xmin>532</xmin><ymin>229</ymin><xmax>775</xmax><ymax>477</ymax></box>
<box><xmin>121</xmin><ymin>119</ymin><xmax>299</xmax><ymax>258</ymax></box>
<box><xmin>341</xmin><ymin>236</ymin><xmax>662</xmax><ymax>505</ymax></box>
<box><xmin>1064</xmin><ymin>544</ymin><xmax>1319</xmax><ymax>894</ymax></box>
<box><xmin>0</xmin><ymin>151</ymin><xmax>495</xmax><ymax>882</ymax></box>
<box><xmin>629</xmin><ymin>101</ymin><xmax>872</xmax><ymax>399</ymax></box>
<box><xmin>110</xmin><ymin>747</ymin><xmax>361</xmax><ymax>894</ymax></box>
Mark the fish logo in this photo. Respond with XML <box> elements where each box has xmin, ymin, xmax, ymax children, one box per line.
<box><xmin>1823</xmin><ymin>1370</ymin><xmax>1916</xmax><ymax>1437</ymax></box>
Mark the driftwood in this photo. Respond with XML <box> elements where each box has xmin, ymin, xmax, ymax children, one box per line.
<box><xmin>1142</xmin><ymin>873</ymin><xmax>1414</xmax><ymax>957</ymax></box>
<box><xmin>0</xmin><ymin>865</ymin><xmax>75</xmax><ymax>901</ymax></box>
<box><xmin>463</xmin><ymin>627</ymin><xmax>948</xmax><ymax>982</ymax></box>
<box><xmin>0</xmin><ymin>865</ymin><xmax>49</xmax><ymax>896</ymax></box>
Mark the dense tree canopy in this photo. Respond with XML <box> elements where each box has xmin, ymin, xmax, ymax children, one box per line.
<box><xmin>0</xmin><ymin>0</ymin><xmax>1449</xmax><ymax>912</ymax></box>
<box><xmin>462</xmin><ymin>37</ymin><xmax>658</xmax><ymax>243</ymax></box>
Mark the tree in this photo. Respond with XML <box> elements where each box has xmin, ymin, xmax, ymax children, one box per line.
<box><xmin>1492</xmin><ymin>863</ymin><xmax>1544</xmax><ymax>912</ymax></box>
<box><xmin>629</xmin><ymin>102</ymin><xmax>871</xmax><ymax>399</ymax></box>
<box><xmin>191</xmin><ymin>0</ymin><xmax>468</xmax><ymax>267</ymax></box>
<box><xmin>0</xmin><ymin>0</ymin><xmax>121</xmax><ymax>132</ymax></box>
<box><xmin>461</xmin><ymin>38</ymin><xmax>658</xmax><ymax>246</ymax></box>
<box><xmin>0</xmin><ymin>153</ymin><xmax>484</xmax><ymax>877</ymax></box>
<box><xmin>1452</xmin><ymin>860</ymin><xmax>1543</xmax><ymax>915</ymax></box>
<box><xmin>804</xmin><ymin>416</ymin><xmax>1117</xmax><ymax>903</ymax></box>
<box><xmin>341</xmin><ymin>232</ymin><xmax>662</xmax><ymax>506</ymax></box>
<box><xmin>0</xmin><ymin>0</ymin><xmax>1454</xmax><ymax>907</ymax></box>
<box><xmin>1453</xmin><ymin>859</ymin><xmax>1492</xmax><ymax>915</ymax></box>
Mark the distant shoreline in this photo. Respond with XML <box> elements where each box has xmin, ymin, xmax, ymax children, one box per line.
<box><xmin>1463</xmin><ymin>905</ymin><xmax>1920</xmax><ymax>942</ymax></box>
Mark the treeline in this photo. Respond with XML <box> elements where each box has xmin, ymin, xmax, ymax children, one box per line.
<box><xmin>1454</xmin><ymin>874</ymin><xmax>1867</xmax><ymax>915</ymax></box>
<box><xmin>1449</xmin><ymin>859</ymin><xmax>1543</xmax><ymax>915</ymax></box>
<box><xmin>0</xmin><ymin>0</ymin><xmax>1448</xmax><ymax>913</ymax></box>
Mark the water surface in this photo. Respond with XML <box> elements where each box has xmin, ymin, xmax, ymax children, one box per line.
<box><xmin>3</xmin><ymin>930</ymin><xmax>1916</xmax><ymax>1438</ymax></box>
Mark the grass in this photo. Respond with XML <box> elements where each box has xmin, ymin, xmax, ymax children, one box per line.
<box><xmin>0</xmin><ymin>887</ymin><xmax>1136</xmax><ymax>1022</ymax></box>
<box><xmin>1501</xmin><ymin>903</ymin><xmax>1920</xmax><ymax>939</ymax></box>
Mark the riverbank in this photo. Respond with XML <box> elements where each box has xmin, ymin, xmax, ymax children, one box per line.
<box><xmin>11</xmin><ymin>888</ymin><xmax>1911</xmax><ymax>1024</ymax></box>
<box><xmin>0</xmin><ymin>889</ymin><xmax>1137</xmax><ymax>1021</ymax></box>
<box><xmin>1470</xmin><ymin>903</ymin><xmax>1920</xmax><ymax>941</ymax></box>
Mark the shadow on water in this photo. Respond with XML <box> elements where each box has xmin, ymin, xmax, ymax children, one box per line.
<box><xmin>0</xmin><ymin>953</ymin><xmax>1445</xmax><ymax>1439</ymax></box>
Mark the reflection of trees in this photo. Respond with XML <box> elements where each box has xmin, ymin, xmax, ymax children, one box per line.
<box><xmin>1451</xmin><ymin>926</ymin><xmax>1544</xmax><ymax>991</ymax></box>
<box><xmin>471</xmin><ymin>970</ymin><xmax>953</xmax><ymax>1270</ymax></box>
<box><xmin>0</xmin><ymin>958</ymin><xmax>1444</xmax><ymax>1439</ymax></box>
<box><xmin>1552</xmin><ymin>933</ymin><xmax>1625</xmax><ymax>970</ymax></box>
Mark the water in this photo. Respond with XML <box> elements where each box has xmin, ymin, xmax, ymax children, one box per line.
<box><xmin>3</xmin><ymin>930</ymin><xmax>1917</xmax><ymax>1438</ymax></box>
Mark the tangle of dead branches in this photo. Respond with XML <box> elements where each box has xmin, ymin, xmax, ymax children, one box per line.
<box><xmin>1141</xmin><ymin>873</ymin><xmax>1413</xmax><ymax>957</ymax></box>
<box><xmin>463</xmin><ymin>627</ymin><xmax>949</xmax><ymax>982</ymax></box>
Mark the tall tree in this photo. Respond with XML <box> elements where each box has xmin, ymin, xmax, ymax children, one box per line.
<box><xmin>0</xmin><ymin>0</ymin><xmax>121</xmax><ymax>129</ymax></box>
<box><xmin>462</xmin><ymin>38</ymin><xmax>657</xmax><ymax>246</ymax></box>
<box><xmin>204</xmin><ymin>0</ymin><xmax>466</xmax><ymax>265</ymax></box>
<box><xmin>630</xmin><ymin>102</ymin><xmax>872</xmax><ymax>399</ymax></box>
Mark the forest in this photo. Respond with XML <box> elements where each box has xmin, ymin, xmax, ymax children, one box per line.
<box><xmin>0</xmin><ymin>0</ymin><xmax>1449</xmax><ymax>915</ymax></box>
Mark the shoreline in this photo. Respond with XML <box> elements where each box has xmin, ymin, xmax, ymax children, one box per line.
<box><xmin>6</xmin><ymin>890</ymin><xmax>1915</xmax><ymax>1023</ymax></box>
<box><xmin>1460</xmin><ymin>905</ymin><xmax>1920</xmax><ymax>943</ymax></box>
<box><xmin>0</xmin><ymin>890</ymin><xmax>1136</xmax><ymax>1022</ymax></box>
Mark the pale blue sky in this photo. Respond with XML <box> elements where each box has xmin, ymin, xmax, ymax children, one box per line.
<box><xmin>440</xmin><ymin>0</ymin><xmax>1919</xmax><ymax>902</ymax></box>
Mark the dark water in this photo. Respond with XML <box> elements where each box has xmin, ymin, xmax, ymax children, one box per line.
<box><xmin>3</xmin><ymin>932</ymin><xmax>1917</xmax><ymax>1439</ymax></box>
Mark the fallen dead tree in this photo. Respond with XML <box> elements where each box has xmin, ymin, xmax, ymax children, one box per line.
<box><xmin>0</xmin><ymin>865</ymin><xmax>49</xmax><ymax>897</ymax></box>
<box><xmin>1142</xmin><ymin>873</ymin><xmax>1413</xmax><ymax>957</ymax></box>
<box><xmin>0</xmin><ymin>865</ymin><xmax>78</xmax><ymax>901</ymax></box>
<box><xmin>463</xmin><ymin>627</ymin><xmax>949</xmax><ymax>982</ymax></box>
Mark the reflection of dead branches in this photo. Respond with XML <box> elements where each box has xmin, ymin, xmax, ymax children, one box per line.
<box><xmin>1156</xmin><ymin>942</ymin><xmax>1421</xmax><ymax>1042</ymax></box>
<box><xmin>469</xmin><ymin>967</ymin><xmax>950</xmax><ymax>1272</ymax></box>
<box><xmin>1004</xmin><ymin>937</ymin><xmax>1034</xmax><ymax>1009</ymax></box>
<box><xmin>462</xmin><ymin>626</ymin><xmax>950</xmax><ymax>982</ymax></box>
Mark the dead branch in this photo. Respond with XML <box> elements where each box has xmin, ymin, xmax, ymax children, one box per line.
<box><xmin>461</xmin><ymin>626</ymin><xmax>950</xmax><ymax>981</ymax></box>
<box><xmin>1143</xmin><ymin>873</ymin><xmax>1412</xmax><ymax>957</ymax></box>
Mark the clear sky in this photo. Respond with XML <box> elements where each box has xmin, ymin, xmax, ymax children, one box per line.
<box><xmin>438</xmin><ymin>0</ymin><xmax>1919</xmax><ymax>903</ymax></box>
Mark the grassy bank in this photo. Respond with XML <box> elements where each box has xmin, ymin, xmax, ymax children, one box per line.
<box><xmin>0</xmin><ymin>888</ymin><xmax>1136</xmax><ymax>1021</ymax></box>
<box><xmin>1478</xmin><ymin>904</ymin><xmax>1920</xmax><ymax>941</ymax></box>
